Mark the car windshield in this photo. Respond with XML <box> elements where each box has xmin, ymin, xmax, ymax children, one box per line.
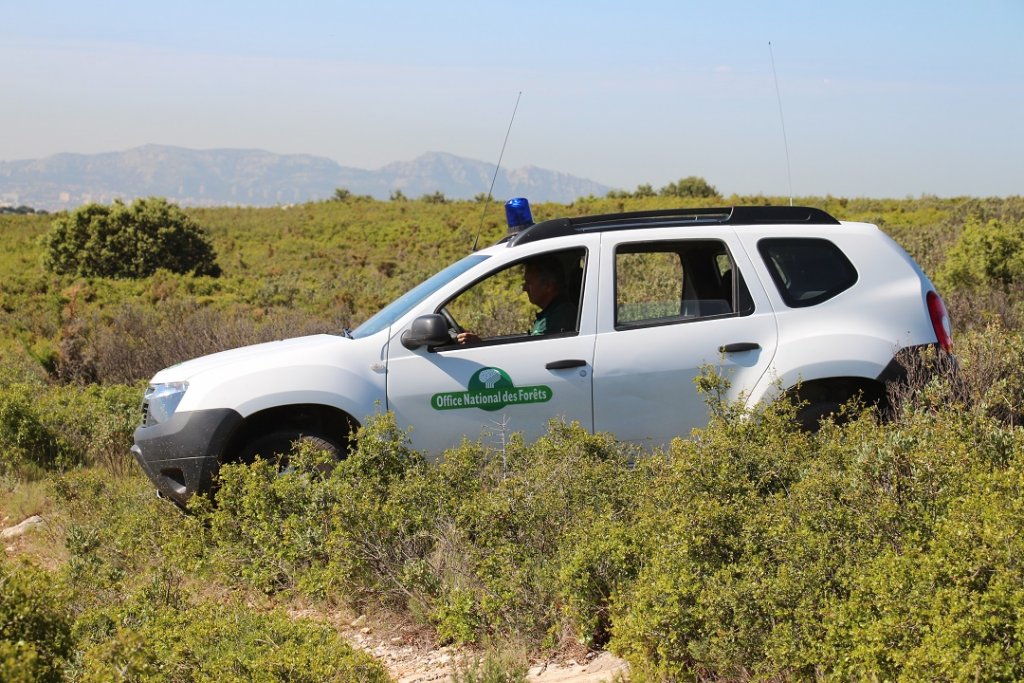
<box><xmin>350</xmin><ymin>254</ymin><xmax>490</xmax><ymax>339</ymax></box>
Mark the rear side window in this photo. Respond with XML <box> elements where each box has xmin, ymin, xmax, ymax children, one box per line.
<box><xmin>758</xmin><ymin>238</ymin><xmax>857</xmax><ymax>308</ymax></box>
<box><xmin>614</xmin><ymin>240</ymin><xmax>754</xmax><ymax>328</ymax></box>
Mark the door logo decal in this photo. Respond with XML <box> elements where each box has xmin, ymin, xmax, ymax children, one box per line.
<box><xmin>431</xmin><ymin>367</ymin><xmax>552</xmax><ymax>412</ymax></box>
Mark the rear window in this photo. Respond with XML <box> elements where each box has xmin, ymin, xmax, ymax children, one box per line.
<box><xmin>757</xmin><ymin>238</ymin><xmax>857</xmax><ymax>307</ymax></box>
<box><xmin>614</xmin><ymin>239</ymin><xmax>754</xmax><ymax>328</ymax></box>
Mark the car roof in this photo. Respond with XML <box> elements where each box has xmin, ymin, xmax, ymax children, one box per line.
<box><xmin>503</xmin><ymin>205</ymin><xmax>841</xmax><ymax>247</ymax></box>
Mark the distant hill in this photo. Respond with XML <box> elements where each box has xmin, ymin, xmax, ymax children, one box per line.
<box><xmin>0</xmin><ymin>145</ymin><xmax>612</xmax><ymax>211</ymax></box>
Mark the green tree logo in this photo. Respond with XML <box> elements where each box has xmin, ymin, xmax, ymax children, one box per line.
<box><xmin>470</xmin><ymin>367</ymin><xmax>513</xmax><ymax>391</ymax></box>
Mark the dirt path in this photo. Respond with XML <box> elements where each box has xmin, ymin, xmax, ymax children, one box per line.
<box><xmin>339</xmin><ymin>614</ymin><xmax>629</xmax><ymax>682</ymax></box>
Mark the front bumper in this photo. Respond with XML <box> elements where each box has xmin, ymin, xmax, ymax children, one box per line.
<box><xmin>132</xmin><ymin>408</ymin><xmax>243</xmax><ymax>507</ymax></box>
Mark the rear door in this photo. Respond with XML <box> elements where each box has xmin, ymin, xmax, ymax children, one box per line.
<box><xmin>592</xmin><ymin>230</ymin><xmax>778</xmax><ymax>446</ymax></box>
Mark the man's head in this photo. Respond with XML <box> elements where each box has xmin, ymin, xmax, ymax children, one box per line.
<box><xmin>522</xmin><ymin>257</ymin><xmax>563</xmax><ymax>309</ymax></box>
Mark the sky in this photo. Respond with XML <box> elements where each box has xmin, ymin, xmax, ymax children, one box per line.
<box><xmin>2</xmin><ymin>0</ymin><xmax>1021</xmax><ymax>198</ymax></box>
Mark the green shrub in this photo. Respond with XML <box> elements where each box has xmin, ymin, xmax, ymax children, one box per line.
<box><xmin>0</xmin><ymin>559</ymin><xmax>72</xmax><ymax>683</ymax></box>
<box><xmin>0</xmin><ymin>366</ymin><xmax>139</xmax><ymax>475</ymax></box>
<box><xmin>825</xmin><ymin>449</ymin><xmax>1024</xmax><ymax>681</ymax></box>
<box><xmin>938</xmin><ymin>215</ymin><xmax>1024</xmax><ymax>293</ymax></box>
<box><xmin>557</xmin><ymin>515</ymin><xmax>641</xmax><ymax>648</ymax></box>
<box><xmin>434</xmin><ymin>423</ymin><xmax>635</xmax><ymax>644</ymax></box>
<box><xmin>0</xmin><ymin>370</ymin><xmax>74</xmax><ymax>475</ymax></box>
<box><xmin>12</xmin><ymin>466</ymin><xmax>388</xmax><ymax>683</ymax></box>
<box><xmin>42</xmin><ymin>197</ymin><xmax>221</xmax><ymax>279</ymax></box>
<box><xmin>205</xmin><ymin>413</ymin><xmax>426</xmax><ymax>597</ymax></box>
<box><xmin>73</xmin><ymin>599</ymin><xmax>389</xmax><ymax>683</ymax></box>
<box><xmin>607</xmin><ymin>382</ymin><xmax>1024</xmax><ymax>681</ymax></box>
<box><xmin>658</xmin><ymin>176</ymin><xmax>720</xmax><ymax>199</ymax></box>
<box><xmin>450</xmin><ymin>642</ymin><xmax>529</xmax><ymax>683</ymax></box>
<box><xmin>47</xmin><ymin>468</ymin><xmax>208</xmax><ymax>614</ymax></box>
<box><xmin>607</xmin><ymin>395</ymin><xmax>814</xmax><ymax>680</ymax></box>
<box><xmin>41</xmin><ymin>382</ymin><xmax>140</xmax><ymax>474</ymax></box>
<box><xmin>205</xmin><ymin>414</ymin><xmax>639</xmax><ymax>647</ymax></box>
<box><xmin>205</xmin><ymin>446</ymin><xmax>337</xmax><ymax>593</ymax></box>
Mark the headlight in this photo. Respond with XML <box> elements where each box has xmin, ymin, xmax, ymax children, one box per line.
<box><xmin>142</xmin><ymin>381</ymin><xmax>189</xmax><ymax>426</ymax></box>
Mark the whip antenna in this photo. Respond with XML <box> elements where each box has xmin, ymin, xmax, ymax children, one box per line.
<box><xmin>473</xmin><ymin>90</ymin><xmax>522</xmax><ymax>251</ymax></box>
<box><xmin>769</xmin><ymin>41</ymin><xmax>793</xmax><ymax>206</ymax></box>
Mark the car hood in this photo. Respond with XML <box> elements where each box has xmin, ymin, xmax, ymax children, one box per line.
<box><xmin>149</xmin><ymin>334</ymin><xmax>351</xmax><ymax>384</ymax></box>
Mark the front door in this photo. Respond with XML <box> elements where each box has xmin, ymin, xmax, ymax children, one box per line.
<box><xmin>386</xmin><ymin>247</ymin><xmax>596</xmax><ymax>453</ymax></box>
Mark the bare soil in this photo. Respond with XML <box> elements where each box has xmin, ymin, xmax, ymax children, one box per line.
<box><xmin>337</xmin><ymin>612</ymin><xmax>629</xmax><ymax>682</ymax></box>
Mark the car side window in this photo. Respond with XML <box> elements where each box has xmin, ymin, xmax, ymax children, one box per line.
<box><xmin>440</xmin><ymin>248</ymin><xmax>586</xmax><ymax>343</ymax></box>
<box><xmin>615</xmin><ymin>240</ymin><xmax>753</xmax><ymax>329</ymax></box>
<box><xmin>757</xmin><ymin>238</ymin><xmax>858</xmax><ymax>307</ymax></box>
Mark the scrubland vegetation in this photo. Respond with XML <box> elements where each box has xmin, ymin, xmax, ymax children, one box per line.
<box><xmin>2</xmin><ymin>192</ymin><xmax>1024</xmax><ymax>681</ymax></box>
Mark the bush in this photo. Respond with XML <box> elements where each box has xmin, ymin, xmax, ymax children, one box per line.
<box><xmin>42</xmin><ymin>197</ymin><xmax>221</xmax><ymax>279</ymax></box>
<box><xmin>433</xmin><ymin>423</ymin><xmax>635</xmax><ymax>644</ymax></box>
<box><xmin>204</xmin><ymin>415</ymin><xmax>639</xmax><ymax>647</ymax></box>
<box><xmin>205</xmin><ymin>444</ymin><xmax>340</xmax><ymax>594</ymax></box>
<box><xmin>607</xmin><ymin>379</ymin><xmax>1024</xmax><ymax>681</ymax></box>
<box><xmin>0</xmin><ymin>560</ymin><xmax>72</xmax><ymax>683</ymax></box>
<box><xmin>0</xmin><ymin>365</ymin><xmax>138</xmax><ymax>475</ymax></box>
<box><xmin>824</xmin><ymin>451</ymin><xmax>1024</xmax><ymax>680</ymax></box>
<box><xmin>73</xmin><ymin>599</ymin><xmax>389</xmax><ymax>683</ymax></box>
<box><xmin>205</xmin><ymin>412</ymin><xmax>427</xmax><ymax>597</ymax></box>
<box><xmin>0</xmin><ymin>369</ymin><xmax>75</xmax><ymax>476</ymax></box>
<box><xmin>938</xmin><ymin>215</ymin><xmax>1024</xmax><ymax>293</ymax></box>
<box><xmin>1</xmin><ymin>465</ymin><xmax>389</xmax><ymax>683</ymax></box>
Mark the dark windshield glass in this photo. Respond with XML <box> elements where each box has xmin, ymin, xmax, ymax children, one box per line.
<box><xmin>351</xmin><ymin>254</ymin><xmax>489</xmax><ymax>338</ymax></box>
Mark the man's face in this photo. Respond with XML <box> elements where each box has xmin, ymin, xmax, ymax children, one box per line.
<box><xmin>522</xmin><ymin>265</ymin><xmax>557</xmax><ymax>308</ymax></box>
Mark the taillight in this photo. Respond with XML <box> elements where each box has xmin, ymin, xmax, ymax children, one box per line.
<box><xmin>926</xmin><ymin>291</ymin><xmax>953</xmax><ymax>353</ymax></box>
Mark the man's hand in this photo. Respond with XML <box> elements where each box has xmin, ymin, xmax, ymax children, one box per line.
<box><xmin>456</xmin><ymin>332</ymin><xmax>481</xmax><ymax>345</ymax></box>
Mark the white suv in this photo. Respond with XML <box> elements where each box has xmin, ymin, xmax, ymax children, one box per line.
<box><xmin>133</xmin><ymin>200</ymin><xmax>953</xmax><ymax>505</ymax></box>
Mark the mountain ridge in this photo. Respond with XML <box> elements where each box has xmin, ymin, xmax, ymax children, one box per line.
<box><xmin>0</xmin><ymin>145</ymin><xmax>611</xmax><ymax>211</ymax></box>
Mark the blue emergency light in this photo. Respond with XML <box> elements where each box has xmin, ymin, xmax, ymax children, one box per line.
<box><xmin>504</xmin><ymin>197</ymin><xmax>534</xmax><ymax>234</ymax></box>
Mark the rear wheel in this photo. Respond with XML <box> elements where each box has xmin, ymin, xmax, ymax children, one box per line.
<box><xmin>794</xmin><ymin>400</ymin><xmax>844</xmax><ymax>431</ymax></box>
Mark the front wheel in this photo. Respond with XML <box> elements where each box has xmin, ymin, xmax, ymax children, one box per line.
<box><xmin>238</xmin><ymin>430</ymin><xmax>342</xmax><ymax>470</ymax></box>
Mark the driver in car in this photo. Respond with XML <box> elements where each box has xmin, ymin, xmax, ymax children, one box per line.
<box><xmin>457</xmin><ymin>256</ymin><xmax>576</xmax><ymax>344</ymax></box>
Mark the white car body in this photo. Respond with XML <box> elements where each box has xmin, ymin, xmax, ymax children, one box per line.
<box><xmin>134</xmin><ymin>205</ymin><xmax>950</xmax><ymax>505</ymax></box>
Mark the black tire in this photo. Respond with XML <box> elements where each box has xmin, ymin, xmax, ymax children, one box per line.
<box><xmin>239</xmin><ymin>430</ymin><xmax>341</xmax><ymax>467</ymax></box>
<box><xmin>795</xmin><ymin>400</ymin><xmax>844</xmax><ymax>431</ymax></box>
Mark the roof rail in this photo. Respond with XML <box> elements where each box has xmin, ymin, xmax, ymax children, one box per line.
<box><xmin>505</xmin><ymin>205</ymin><xmax>840</xmax><ymax>246</ymax></box>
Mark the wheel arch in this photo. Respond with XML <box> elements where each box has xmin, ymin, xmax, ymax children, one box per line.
<box><xmin>782</xmin><ymin>375</ymin><xmax>888</xmax><ymax>429</ymax></box>
<box><xmin>222</xmin><ymin>403</ymin><xmax>359</xmax><ymax>464</ymax></box>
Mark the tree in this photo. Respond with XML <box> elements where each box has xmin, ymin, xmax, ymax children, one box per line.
<box><xmin>633</xmin><ymin>183</ymin><xmax>656</xmax><ymax>198</ymax></box>
<box><xmin>419</xmin><ymin>191</ymin><xmax>449</xmax><ymax>204</ymax></box>
<box><xmin>659</xmin><ymin>176</ymin><xmax>720</xmax><ymax>199</ymax></box>
<box><xmin>331</xmin><ymin>188</ymin><xmax>352</xmax><ymax>202</ymax></box>
<box><xmin>389</xmin><ymin>189</ymin><xmax>408</xmax><ymax>202</ymax></box>
<box><xmin>43</xmin><ymin>197</ymin><xmax>221</xmax><ymax>279</ymax></box>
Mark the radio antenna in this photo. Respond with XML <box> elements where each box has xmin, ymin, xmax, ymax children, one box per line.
<box><xmin>768</xmin><ymin>41</ymin><xmax>794</xmax><ymax>206</ymax></box>
<box><xmin>472</xmin><ymin>90</ymin><xmax>522</xmax><ymax>251</ymax></box>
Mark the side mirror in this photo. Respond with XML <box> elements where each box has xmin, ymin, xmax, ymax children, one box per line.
<box><xmin>401</xmin><ymin>314</ymin><xmax>452</xmax><ymax>350</ymax></box>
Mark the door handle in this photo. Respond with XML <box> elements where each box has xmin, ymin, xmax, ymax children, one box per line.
<box><xmin>719</xmin><ymin>342</ymin><xmax>761</xmax><ymax>353</ymax></box>
<box><xmin>546</xmin><ymin>359</ymin><xmax>587</xmax><ymax>370</ymax></box>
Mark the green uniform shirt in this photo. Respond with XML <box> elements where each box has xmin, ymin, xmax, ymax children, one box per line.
<box><xmin>530</xmin><ymin>295</ymin><xmax>577</xmax><ymax>336</ymax></box>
